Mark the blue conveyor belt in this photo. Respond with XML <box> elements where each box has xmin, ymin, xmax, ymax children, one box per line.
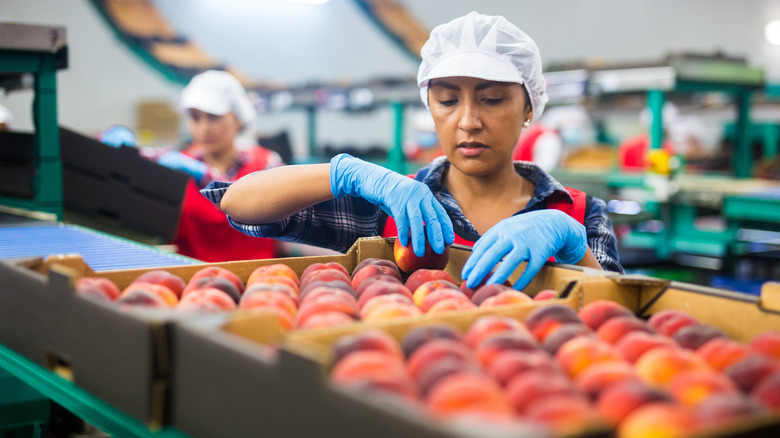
<box><xmin>0</xmin><ymin>224</ymin><xmax>199</xmax><ymax>270</ymax></box>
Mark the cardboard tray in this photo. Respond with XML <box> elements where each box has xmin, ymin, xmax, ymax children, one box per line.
<box><xmin>168</xmin><ymin>237</ymin><xmax>609</xmax><ymax>438</ymax></box>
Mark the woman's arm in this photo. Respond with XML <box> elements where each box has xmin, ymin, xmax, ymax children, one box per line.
<box><xmin>220</xmin><ymin>163</ymin><xmax>332</xmax><ymax>224</ymax></box>
<box><xmin>575</xmin><ymin>247</ymin><xmax>603</xmax><ymax>270</ymax></box>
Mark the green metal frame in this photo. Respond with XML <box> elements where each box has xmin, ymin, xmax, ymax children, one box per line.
<box><xmin>0</xmin><ymin>49</ymin><xmax>65</xmax><ymax>220</ymax></box>
<box><xmin>0</xmin><ymin>343</ymin><xmax>188</xmax><ymax>438</ymax></box>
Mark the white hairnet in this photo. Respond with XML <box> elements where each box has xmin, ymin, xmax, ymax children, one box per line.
<box><xmin>179</xmin><ymin>70</ymin><xmax>256</xmax><ymax>127</ymax></box>
<box><xmin>417</xmin><ymin>11</ymin><xmax>548</xmax><ymax>119</ymax></box>
<box><xmin>0</xmin><ymin>104</ymin><xmax>13</xmax><ymax>125</ymax></box>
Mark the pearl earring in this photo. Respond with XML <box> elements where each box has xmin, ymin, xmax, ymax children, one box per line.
<box><xmin>523</xmin><ymin>120</ymin><xmax>531</xmax><ymax>128</ymax></box>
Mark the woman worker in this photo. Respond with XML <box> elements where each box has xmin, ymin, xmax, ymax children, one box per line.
<box><xmin>204</xmin><ymin>12</ymin><xmax>622</xmax><ymax>289</ymax></box>
<box><xmin>159</xmin><ymin>70</ymin><xmax>284</xmax><ymax>262</ymax></box>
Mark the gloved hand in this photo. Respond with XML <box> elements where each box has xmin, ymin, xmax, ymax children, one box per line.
<box><xmin>330</xmin><ymin>153</ymin><xmax>454</xmax><ymax>256</ymax></box>
<box><xmin>99</xmin><ymin>125</ymin><xmax>136</xmax><ymax>148</ymax></box>
<box><xmin>158</xmin><ymin>151</ymin><xmax>208</xmax><ymax>183</ymax></box>
<box><xmin>461</xmin><ymin>209</ymin><xmax>588</xmax><ymax>291</ymax></box>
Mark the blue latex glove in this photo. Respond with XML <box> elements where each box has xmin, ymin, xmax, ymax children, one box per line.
<box><xmin>99</xmin><ymin>125</ymin><xmax>136</xmax><ymax>148</ymax></box>
<box><xmin>157</xmin><ymin>151</ymin><xmax>208</xmax><ymax>183</ymax></box>
<box><xmin>330</xmin><ymin>153</ymin><xmax>454</xmax><ymax>256</ymax></box>
<box><xmin>462</xmin><ymin>210</ymin><xmax>588</xmax><ymax>291</ymax></box>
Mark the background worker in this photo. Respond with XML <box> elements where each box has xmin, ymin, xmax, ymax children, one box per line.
<box><xmin>160</xmin><ymin>70</ymin><xmax>284</xmax><ymax>262</ymax></box>
<box><xmin>207</xmin><ymin>12</ymin><xmax>622</xmax><ymax>290</ymax></box>
<box><xmin>512</xmin><ymin>104</ymin><xmax>590</xmax><ymax>171</ymax></box>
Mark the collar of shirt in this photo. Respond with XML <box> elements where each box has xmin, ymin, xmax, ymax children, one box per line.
<box><xmin>188</xmin><ymin>147</ymin><xmax>250</xmax><ymax>181</ymax></box>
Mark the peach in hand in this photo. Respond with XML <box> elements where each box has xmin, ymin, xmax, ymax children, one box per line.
<box><xmin>394</xmin><ymin>236</ymin><xmax>450</xmax><ymax>274</ymax></box>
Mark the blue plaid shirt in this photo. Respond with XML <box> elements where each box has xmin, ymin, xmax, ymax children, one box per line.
<box><xmin>201</xmin><ymin>157</ymin><xmax>623</xmax><ymax>273</ymax></box>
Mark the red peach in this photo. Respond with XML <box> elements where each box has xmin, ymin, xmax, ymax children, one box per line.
<box><xmin>469</xmin><ymin>283</ymin><xmax>512</xmax><ymax>306</ymax></box>
<box><xmin>359</xmin><ymin>294</ymin><xmax>416</xmax><ymax>319</ymax></box>
<box><xmin>331</xmin><ymin>329</ymin><xmax>403</xmax><ymax>364</ymax></box>
<box><xmin>667</xmin><ymin>369</ymin><xmax>739</xmax><ymax>407</ymax></box>
<box><xmin>301</xmin><ymin>262</ymin><xmax>349</xmax><ymax>283</ymax></box>
<box><xmin>75</xmin><ymin>277</ymin><xmax>121</xmax><ymax>301</ymax></box>
<box><xmin>474</xmin><ymin>331</ymin><xmax>540</xmax><ymax>369</ymax></box>
<box><xmin>673</xmin><ymin>324</ymin><xmax>726</xmax><ymax>350</ymax></box>
<box><xmin>177</xmin><ymin>287</ymin><xmax>237</xmax><ymax>313</ymax></box>
<box><xmin>614</xmin><ymin>331</ymin><xmax>678</xmax><ymax>363</ymax></box>
<box><xmin>416</xmin><ymin>358</ymin><xmax>482</xmax><ymax>398</ymax></box>
<box><xmin>239</xmin><ymin>290</ymin><xmax>297</xmax><ymax>318</ymax></box>
<box><xmin>188</xmin><ymin>266</ymin><xmax>244</xmax><ymax>295</ymax></box>
<box><xmin>297</xmin><ymin>294</ymin><xmax>359</xmax><ymax>326</ymax></box>
<box><xmin>184</xmin><ymin>276</ymin><xmax>243</xmax><ymax>302</ymax></box>
<box><xmin>749</xmin><ymin>331</ymin><xmax>780</xmax><ymax>361</ymax></box>
<box><xmin>299</xmin><ymin>286</ymin><xmax>356</xmax><ymax>307</ymax></box>
<box><xmin>524</xmin><ymin>395</ymin><xmax>601</xmax><ymax>435</ymax></box>
<box><xmin>533</xmin><ymin>289</ymin><xmax>557</xmax><ymax>301</ymax></box>
<box><xmin>465</xmin><ymin>315</ymin><xmax>529</xmax><ymax>349</ymax></box>
<box><xmin>132</xmin><ymin>270</ymin><xmax>186</xmax><ymax>298</ymax></box>
<box><xmin>596</xmin><ymin>315</ymin><xmax>655</xmax><ymax>345</ymax></box>
<box><xmin>419</xmin><ymin>289</ymin><xmax>471</xmax><ymax>313</ymax></box>
<box><xmin>426</xmin><ymin>372</ymin><xmax>513</xmax><ymax>420</ymax></box>
<box><xmin>426</xmin><ymin>298</ymin><xmax>477</xmax><ymax>316</ymax></box>
<box><xmin>247</xmin><ymin>263</ymin><xmax>299</xmax><ymax>287</ymax></box>
<box><xmin>460</xmin><ymin>275</ymin><xmax>512</xmax><ymax>299</ymax></box>
<box><xmin>693</xmin><ymin>394</ymin><xmax>769</xmax><ymax>430</ymax></box>
<box><xmin>242</xmin><ymin>275</ymin><xmax>298</xmax><ymax>297</ymax></box>
<box><xmin>297</xmin><ymin>311</ymin><xmax>354</xmax><ymax>330</ymax></box>
<box><xmin>120</xmin><ymin>282</ymin><xmax>178</xmax><ymax>307</ymax></box>
<box><xmin>596</xmin><ymin>381</ymin><xmax>673</xmax><ymax>427</ymax></box>
<box><xmin>617</xmin><ymin>403</ymin><xmax>698</xmax><ymax>438</ymax></box>
<box><xmin>487</xmin><ymin>350</ymin><xmax>562</xmax><ymax>387</ymax></box>
<box><xmin>299</xmin><ymin>268</ymin><xmax>351</xmax><ymax>291</ymax></box>
<box><xmin>356</xmin><ymin>281</ymin><xmax>414</xmax><ymax>309</ymax></box>
<box><xmin>723</xmin><ymin>354</ymin><xmax>780</xmax><ymax>393</ymax></box>
<box><xmin>354</xmin><ymin>275</ymin><xmax>401</xmax><ymax>297</ymax></box>
<box><xmin>556</xmin><ymin>336</ymin><xmax>625</xmax><ymax>378</ymax></box>
<box><xmin>400</xmin><ymin>324</ymin><xmax>466</xmax><ymax>359</ymax></box>
<box><xmin>244</xmin><ymin>282</ymin><xmax>299</xmax><ymax>305</ymax></box>
<box><xmin>115</xmin><ymin>286</ymin><xmax>170</xmax><ymax>308</ymax></box>
<box><xmin>634</xmin><ymin>346</ymin><xmax>709</xmax><ymax>388</ymax></box>
<box><xmin>407</xmin><ymin>339</ymin><xmax>477</xmax><ymax>381</ymax></box>
<box><xmin>505</xmin><ymin>370</ymin><xmax>579</xmax><ymax>414</ymax></box>
<box><xmin>752</xmin><ymin>370</ymin><xmax>780</xmax><ymax>410</ymax></box>
<box><xmin>351</xmin><ymin>264</ymin><xmax>403</xmax><ymax>290</ymax></box>
<box><xmin>697</xmin><ymin>337</ymin><xmax>751</xmax><ymax>371</ymax></box>
<box><xmin>405</xmin><ymin>269</ymin><xmax>456</xmax><ymax>296</ymax></box>
<box><xmin>542</xmin><ymin>323</ymin><xmax>594</xmax><ymax>355</ymax></box>
<box><xmin>361</xmin><ymin>301</ymin><xmax>422</xmax><ymax>322</ymax></box>
<box><xmin>524</xmin><ymin>303</ymin><xmax>583</xmax><ymax>341</ymax></box>
<box><xmin>330</xmin><ymin>350</ymin><xmax>413</xmax><ymax>397</ymax></box>
<box><xmin>412</xmin><ymin>280</ymin><xmax>460</xmax><ymax>307</ymax></box>
<box><xmin>574</xmin><ymin>361</ymin><xmax>640</xmax><ymax>400</ymax></box>
<box><xmin>394</xmin><ymin>237</ymin><xmax>450</xmax><ymax>274</ymax></box>
<box><xmin>301</xmin><ymin>279</ymin><xmax>354</xmax><ymax>297</ymax></box>
<box><xmin>351</xmin><ymin>258</ymin><xmax>400</xmax><ymax>279</ymax></box>
<box><xmin>647</xmin><ymin>309</ymin><xmax>699</xmax><ymax>337</ymax></box>
<box><xmin>479</xmin><ymin>290</ymin><xmax>533</xmax><ymax>308</ymax></box>
<box><xmin>578</xmin><ymin>299</ymin><xmax>634</xmax><ymax>330</ymax></box>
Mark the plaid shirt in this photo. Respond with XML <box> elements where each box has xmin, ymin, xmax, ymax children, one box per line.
<box><xmin>201</xmin><ymin>157</ymin><xmax>623</xmax><ymax>273</ymax></box>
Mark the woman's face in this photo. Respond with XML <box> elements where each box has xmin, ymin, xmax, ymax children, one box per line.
<box><xmin>428</xmin><ymin>77</ymin><xmax>531</xmax><ymax>177</ymax></box>
<box><xmin>186</xmin><ymin>109</ymin><xmax>241</xmax><ymax>154</ymax></box>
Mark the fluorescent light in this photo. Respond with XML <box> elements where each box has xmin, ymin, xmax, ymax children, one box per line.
<box><xmin>764</xmin><ymin>20</ymin><xmax>780</xmax><ymax>45</ymax></box>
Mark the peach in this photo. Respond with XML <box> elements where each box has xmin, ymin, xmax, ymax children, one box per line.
<box><xmin>75</xmin><ymin>277</ymin><xmax>121</xmax><ymax>301</ymax></box>
<box><xmin>361</xmin><ymin>301</ymin><xmax>422</xmax><ymax>322</ymax></box>
<box><xmin>693</xmin><ymin>393</ymin><xmax>768</xmax><ymax>430</ymax></box>
<box><xmin>351</xmin><ymin>264</ymin><xmax>403</xmax><ymax>290</ymax></box>
<box><xmin>177</xmin><ymin>287</ymin><xmax>237</xmax><ymax>313</ymax></box>
<box><xmin>394</xmin><ymin>237</ymin><xmax>450</xmax><ymax>274</ymax></box>
<box><xmin>614</xmin><ymin>331</ymin><xmax>678</xmax><ymax>363</ymax></box>
<box><xmin>749</xmin><ymin>331</ymin><xmax>780</xmax><ymax>360</ymax></box>
<box><xmin>242</xmin><ymin>275</ymin><xmax>298</xmax><ymax>297</ymax></box>
<box><xmin>297</xmin><ymin>311</ymin><xmax>354</xmax><ymax>330</ymax></box>
<box><xmin>331</xmin><ymin>329</ymin><xmax>403</xmax><ymax>364</ymax></box>
<box><xmin>465</xmin><ymin>315</ymin><xmax>528</xmax><ymax>349</ymax></box>
<box><xmin>298</xmin><ymin>268</ymin><xmax>351</xmax><ymax>291</ymax></box>
<box><xmin>120</xmin><ymin>282</ymin><xmax>178</xmax><ymax>307</ymax></box>
<box><xmin>330</xmin><ymin>350</ymin><xmax>414</xmax><ymax>398</ymax></box>
<box><xmin>667</xmin><ymin>369</ymin><xmax>738</xmax><ymax>407</ymax></box>
<box><xmin>340</xmin><ymin>376</ymin><xmax>419</xmax><ymax>401</ymax></box>
<box><xmin>359</xmin><ymin>293</ymin><xmax>415</xmax><ymax>319</ymax></box>
<box><xmin>353</xmin><ymin>275</ymin><xmax>401</xmax><ymax>298</ymax></box>
<box><xmin>647</xmin><ymin>309</ymin><xmax>699</xmax><ymax>337</ymax></box>
<box><xmin>596</xmin><ymin>381</ymin><xmax>672</xmax><ymax>427</ymax></box>
<box><xmin>416</xmin><ymin>358</ymin><xmax>482</xmax><ymax>398</ymax></box>
<box><xmin>479</xmin><ymin>290</ymin><xmax>533</xmax><ymax>308</ymax></box>
<box><xmin>460</xmin><ymin>275</ymin><xmax>512</xmax><ymax>299</ymax></box>
<box><xmin>474</xmin><ymin>332</ymin><xmax>540</xmax><ymax>369</ymax></box>
<box><xmin>487</xmin><ymin>350</ymin><xmax>562</xmax><ymax>387</ymax></box>
<box><xmin>524</xmin><ymin>395</ymin><xmax>601</xmax><ymax>434</ymax></box>
<box><xmin>400</xmin><ymin>324</ymin><xmax>466</xmax><ymax>358</ymax></box>
<box><xmin>299</xmin><ymin>283</ymin><xmax>353</xmax><ymax>303</ymax></box>
<box><xmin>575</xmin><ymin>361</ymin><xmax>640</xmax><ymax>400</ymax></box>
<box><xmin>469</xmin><ymin>283</ymin><xmax>512</xmax><ymax>306</ymax></box>
<box><xmin>407</xmin><ymin>338</ymin><xmax>477</xmax><ymax>381</ymax></box>
<box><xmin>578</xmin><ymin>299</ymin><xmax>634</xmax><ymax>330</ymax></box>
<box><xmin>426</xmin><ymin>298</ymin><xmax>477</xmax><ymax>316</ymax></box>
<box><xmin>115</xmin><ymin>286</ymin><xmax>170</xmax><ymax>308</ymax></box>
<box><xmin>356</xmin><ymin>281</ymin><xmax>414</xmax><ymax>309</ymax></box>
<box><xmin>132</xmin><ymin>270</ymin><xmax>186</xmax><ymax>298</ymax></box>
<box><xmin>752</xmin><ymin>370</ymin><xmax>780</xmax><ymax>410</ymax></box>
<box><xmin>412</xmin><ymin>280</ymin><xmax>460</xmax><ymax>307</ymax></box>
<box><xmin>239</xmin><ymin>290</ymin><xmax>297</xmax><ymax>317</ymax></box>
<box><xmin>533</xmin><ymin>289</ymin><xmax>557</xmax><ymax>301</ymax></box>
<box><xmin>634</xmin><ymin>346</ymin><xmax>709</xmax><ymax>388</ymax></box>
<box><xmin>185</xmin><ymin>276</ymin><xmax>243</xmax><ymax>303</ymax></box>
<box><xmin>419</xmin><ymin>289</ymin><xmax>471</xmax><ymax>313</ymax></box>
<box><xmin>188</xmin><ymin>266</ymin><xmax>244</xmax><ymax>295</ymax></box>
<box><xmin>405</xmin><ymin>269</ymin><xmax>456</xmax><ymax>296</ymax></box>
<box><xmin>542</xmin><ymin>323</ymin><xmax>594</xmax><ymax>355</ymax></box>
<box><xmin>556</xmin><ymin>336</ymin><xmax>625</xmax><ymax>378</ymax></box>
<box><xmin>267</xmin><ymin>306</ymin><xmax>296</xmax><ymax>330</ymax></box>
<box><xmin>300</xmin><ymin>262</ymin><xmax>349</xmax><ymax>283</ymax></box>
<box><xmin>351</xmin><ymin>258</ymin><xmax>400</xmax><ymax>278</ymax></box>
<box><xmin>673</xmin><ymin>323</ymin><xmax>725</xmax><ymax>350</ymax></box>
<box><xmin>505</xmin><ymin>370</ymin><xmax>579</xmax><ymax>414</ymax></box>
<box><xmin>301</xmin><ymin>279</ymin><xmax>354</xmax><ymax>297</ymax></box>
<box><xmin>723</xmin><ymin>354</ymin><xmax>780</xmax><ymax>393</ymax></box>
<box><xmin>299</xmin><ymin>286</ymin><xmax>356</xmax><ymax>307</ymax></box>
<box><xmin>297</xmin><ymin>294</ymin><xmax>359</xmax><ymax>326</ymax></box>
<box><xmin>617</xmin><ymin>403</ymin><xmax>697</xmax><ymax>438</ymax></box>
<box><xmin>697</xmin><ymin>337</ymin><xmax>751</xmax><ymax>371</ymax></box>
<box><xmin>247</xmin><ymin>263</ymin><xmax>299</xmax><ymax>287</ymax></box>
<box><xmin>243</xmin><ymin>282</ymin><xmax>299</xmax><ymax>305</ymax></box>
<box><xmin>596</xmin><ymin>315</ymin><xmax>655</xmax><ymax>345</ymax></box>
<box><xmin>524</xmin><ymin>303</ymin><xmax>583</xmax><ymax>341</ymax></box>
<box><xmin>426</xmin><ymin>372</ymin><xmax>513</xmax><ymax>420</ymax></box>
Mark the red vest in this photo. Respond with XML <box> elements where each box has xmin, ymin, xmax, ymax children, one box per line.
<box><xmin>512</xmin><ymin>124</ymin><xmax>553</xmax><ymax>162</ymax></box>
<box><xmin>172</xmin><ymin>146</ymin><xmax>277</xmax><ymax>262</ymax></box>
<box><xmin>381</xmin><ymin>179</ymin><xmax>589</xmax><ymax>250</ymax></box>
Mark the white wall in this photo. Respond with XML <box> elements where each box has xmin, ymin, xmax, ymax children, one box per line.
<box><xmin>3</xmin><ymin>0</ymin><xmax>780</xmax><ymax>155</ymax></box>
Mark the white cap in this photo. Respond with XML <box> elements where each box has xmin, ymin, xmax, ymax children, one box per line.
<box><xmin>0</xmin><ymin>105</ymin><xmax>13</xmax><ymax>125</ymax></box>
<box><xmin>179</xmin><ymin>70</ymin><xmax>256</xmax><ymax>127</ymax></box>
<box><xmin>418</xmin><ymin>11</ymin><xmax>548</xmax><ymax>119</ymax></box>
